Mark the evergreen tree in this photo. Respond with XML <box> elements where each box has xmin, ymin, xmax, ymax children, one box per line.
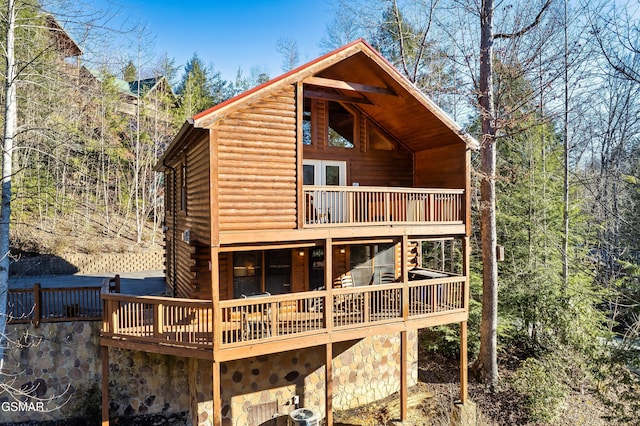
<box><xmin>175</xmin><ymin>53</ymin><xmax>232</xmax><ymax>122</ymax></box>
<box><xmin>122</xmin><ymin>59</ymin><xmax>137</xmax><ymax>82</ymax></box>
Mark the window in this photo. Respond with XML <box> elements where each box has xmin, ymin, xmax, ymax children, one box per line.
<box><xmin>327</xmin><ymin>101</ymin><xmax>354</xmax><ymax>148</ymax></box>
<box><xmin>180</xmin><ymin>163</ymin><xmax>187</xmax><ymax>211</ymax></box>
<box><xmin>302</xmin><ymin>110</ymin><xmax>312</xmax><ymax>146</ymax></box>
<box><xmin>232</xmin><ymin>250</ymin><xmax>293</xmax><ymax>297</ymax></box>
<box><xmin>368</xmin><ymin>122</ymin><xmax>395</xmax><ymax>151</ymax></box>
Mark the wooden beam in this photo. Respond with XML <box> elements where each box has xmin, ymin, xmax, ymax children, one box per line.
<box><xmin>460</xmin><ymin>321</ymin><xmax>468</xmax><ymax>403</ymax></box>
<box><xmin>400</xmin><ymin>330</ymin><xmax>408</xmax><ymax>420</ymax></box>
<box><xmin>219</xmin><ymin>242</ymin><xmax>319</xmax><ymax>252</ymax></box>
<box><xmin>296</xmin><ymin>81</ymin><xmax>304</xmax><ymax>229</ymax></box>
<box><xmin>325</xmin><ymin>238</ymin><xmax>334</xmax><ymax>333</ymax></box>
<box><xmin>326</xmin><ymin>343</ymin><xmax>333</xmax><ymax>426</ymax></box>
<box><xmin>303</xmin><ymin>76</ymin><xmax>397</xmax><ymax>96</ymax></box>
<box><xmin>213</xmin><ymin>361</ymin><xmax>222</xmax><ymax>426</ymax></box>
<box><xmin>303</xmin><ymin>88</ymin><xmax>374</xmax><ymax>105</ymax></box>
<box><xmin>101</xmin><ymin>346</ymin><xmax>109</xmax><ymax>426</ymax></box>
<box><xmin>188</xmin><ymin>358</ymin><xmax>198</xmax><ymax>426</ymax></box>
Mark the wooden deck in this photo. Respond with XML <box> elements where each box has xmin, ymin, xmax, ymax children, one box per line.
<box><xmin>100</xmin><ymin>275</ymin><xmax>467</xmax><ymax>360</ymax></box>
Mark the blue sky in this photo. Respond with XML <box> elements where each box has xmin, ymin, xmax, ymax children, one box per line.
<box><xmin>94</xmin><ymin>0</ymin><xmax>336</xmax><ymax>82</ymax></box>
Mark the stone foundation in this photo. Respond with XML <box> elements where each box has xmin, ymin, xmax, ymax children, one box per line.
<box><xmin>0</xmin><ymin>322</ymin><xmax>189</xmax><ymax>424</ymax></box>
<box><xmin>0</xmin><ymin>322</ymin><xmax>103</xmax><ymax>423</ymax></box>
<box><xmin>1</xmin><ymin>323</ymin><xmax>417</xmax><ymax>425</ymax></box>
<box><xmin>191</xmin><ymin>332</ymin><xmax>418</xmax><ymax>426</ymax></box>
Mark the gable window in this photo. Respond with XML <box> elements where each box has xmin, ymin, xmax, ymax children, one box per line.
<box><xmin>368</xmin><ymin>121</ymin><xmax>395</xmax><ymax>151</ymax></box>
<box><xmin>327</xmin><ymin>101</ymin><xmax>354</xmax><ymax>148</ymax></box>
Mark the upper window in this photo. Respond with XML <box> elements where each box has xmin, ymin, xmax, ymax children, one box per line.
<box><xmin>328</xmin><ymin>101</ymin><xmax>354</xmax><ymax>148</ymax></box>
<box><xmin>368</xmin><ymin>122</ymin><xmax>395</xmax><ymax>151</ymax></box>
<box><xmin>302</xmin><ymin>109</ymin><xmax>312</xmax><ymax>146</ymax></box>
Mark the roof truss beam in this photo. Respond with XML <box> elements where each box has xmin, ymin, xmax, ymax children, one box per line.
<box><xmin>303</xmin><ymin>88</ymin><xmax>374</xmax><ymax>105</ymax></box>
<box><xmin>303</xmin><ymin>76</ymin><xmax>397</xmax><ymax>97</ymax></box>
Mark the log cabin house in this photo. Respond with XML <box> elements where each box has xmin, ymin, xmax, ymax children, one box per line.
<box><xmin>100</xmin><ymin>39</ymin><xmax>477</xmax><ymax>426</ymax></box>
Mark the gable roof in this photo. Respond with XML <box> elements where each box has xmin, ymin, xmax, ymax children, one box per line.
<box><xmin>45</xmin><ymin>15</ymin><xmax>83</xmax><ymax>58</ymax></box>
<box><xmin>192</xmin><ymin>39</ymin><xmax>478</xmax><ymax>151</ymax></box>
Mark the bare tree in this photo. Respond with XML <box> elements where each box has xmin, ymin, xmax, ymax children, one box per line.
<box><xmin>474</xmin><ymin>0</ymin><xmax>552</xmax><ymax>389</ymax></box>
<box><xmin>0</xmin><ymin>0</ymin><xmax>18</xmax><ymax>369</ymax></box>
<box><xmin>276</xmin><ymin>37</ymin><xmax>300</xmax><ymax>72</ymax></box>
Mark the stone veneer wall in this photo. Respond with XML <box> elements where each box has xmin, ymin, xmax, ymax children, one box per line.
<box><xmin>0</xmin><ymin>322</ymin><xmax>103</xmax><ymax>423</ymax></box>
<box><xmin>0</xmin><ymin>323</ymin><xmax>417</xmax><ymax>425</ymax></box>
<box><xmin>192</xmin><ymin>332</ymin><xmax>419</xmax><ymax>426</ymax></box>
<box><xmin>0</xmin><ymin>322</ymin><xmax>189</xmax><ymax>423</ymax></box>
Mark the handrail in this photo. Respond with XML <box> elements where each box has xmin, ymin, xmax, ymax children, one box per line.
<box><xmin>101</xmin><ymin>276</ymin><xmax>467</xmax><ymax>351</ymax></box>
<box><xmin>303</xmin><ymin>186</ymin><xmax>464</xmax><ymax>227</ymax></box>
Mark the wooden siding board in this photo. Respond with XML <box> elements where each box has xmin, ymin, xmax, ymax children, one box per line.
<box><xmin>216</xmin><ymin>86</ymin><xmax>297</xmax><ymax>233</ymax></box>
<box><xmin>414</xmin><ymin>144</ymin><xmax>466</xmax><ymax>189</ymax></box>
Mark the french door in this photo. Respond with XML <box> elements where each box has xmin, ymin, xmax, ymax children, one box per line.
<box><xmin>303</xmin><ymin>160</ymin><xmax>347</xmax><ymax>222</ymax></box>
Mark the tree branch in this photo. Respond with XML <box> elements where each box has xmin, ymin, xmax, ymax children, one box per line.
<box><xmin>494</xmin><ymin>0</ymin><xmax>553</xmax><ymax>39</ymax></box>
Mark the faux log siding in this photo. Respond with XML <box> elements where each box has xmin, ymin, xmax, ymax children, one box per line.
<box><xmin>216</xmin><ymin>87</ymin><xmax>297</xmax><ymax>231</ymax></box>
<box><xmin>414</xmin><ymin>144</ymin><xmax>466</xmax><ymax>189</ymax></box>
<box><xmin>164</xmin><ymin>170</ymin><xmax>175</xmax><ymax>293</ymax></box>
<box><xmin>167</xmin><ymin>134</ymin><xmax>212</xmax><ymax>299</ymax></box>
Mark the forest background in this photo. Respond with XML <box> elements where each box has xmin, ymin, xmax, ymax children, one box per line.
<box><xmin>1</xmin><ymin>0</ymin><xmax>640</xmax><ymax>423</ymax></box>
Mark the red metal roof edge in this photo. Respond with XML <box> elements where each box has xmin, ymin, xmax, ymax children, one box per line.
<box><xmin>192</xmin><ymin>38</ymin><xmax>368</xmax><ymax>122</ymax></box>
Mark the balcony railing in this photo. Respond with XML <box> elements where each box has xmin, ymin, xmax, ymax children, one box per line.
<box><xmin>303</xmin><ymin>186</ymin><xmax>464</xmax><ymax>227</ymax></box>
<box><xmin>101</xmin><ymin>275</ymin><xmax>466</xmax><ymax>353</ymax></box>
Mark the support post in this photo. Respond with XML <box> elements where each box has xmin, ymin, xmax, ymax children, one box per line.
<box><xmin>400</xmin><ymin>330</ymin><xmax>408</xmax><ymax>420</ymax></box>
<box><xmin>325</xmin><ymin>343</ymin><xmax>333</xmax><ymax>426</ymax></box>
<box><xmin>460</xmin><ymin>321</ymin><xmax>468</xmax><ymax>403</ymax></box>
<box><xmin>325</xmin><ymin>238</ymin><xmax>333</xmax><ymax>332</ymax></box>
<box><xmin>188</xmin><ymin>358</ymin><xmax>198</xmax><ymax>426</ymax></box>
<box><xmin>401</xmin><ymin>236</ymin><xmax>409</xmax><ymax>320</ymax></box>
<box><xmin>101</xmin><ymin>346</ymin><xmax>109</xmax><ymax>426</ymax></box>
<box><xmin>33</xmin><ymin>283</ymin><xmax>41</xmax><ymax>327</ymax></box>
<box><xmin>213</xmin><ymin>360</ymin><xmax>221</xmax><ymax>426</ymax></box>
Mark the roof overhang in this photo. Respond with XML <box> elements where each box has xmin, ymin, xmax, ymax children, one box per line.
<box><xmin>192</xmin><ymin>39</ymin><xmax>478</xmax><ymax>152</ymax></box>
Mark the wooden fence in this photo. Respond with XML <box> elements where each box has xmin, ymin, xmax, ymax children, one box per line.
<box><xmin>7</xmin><ymin>276</ymin><xmax>120</xmax><ymax>326</ymax></box>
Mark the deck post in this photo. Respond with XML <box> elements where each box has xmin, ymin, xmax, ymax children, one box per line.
<box><xmin>460</xmin><ymin>321</ymin><xmax>468</xmax><ymax>403</ymax></box>
<box><xmin>33</xmin><ymin>283</ymin><xmax>41</xmax><ymax>327</ymax></box>
<box><xmin>213</xmin><ymin>360</ymin><xmax>221</xmax><ymax>426</ymax></box>
<box><xmin>400</xmin><ymin>330</ymin><xmax>408</xmax><ymax>420</ymax></box>
<box><xmin>325</xmin><ymin>343</ymin><xmax>333</xmax><ymax>426</ymax></box>
<box><xmin>325</xmin><ymin>238</ymin><xmax>333</xmax><ymax>332</ymax></box>
<box><xmin>101</xmin><ymin>345</ymin><xmax>109</xmax><ymax>426</ymax></box>
<box><xmin>401</xmin><ymin>236</ymin><xmax>409</xmax><ymax>320</ymax></box>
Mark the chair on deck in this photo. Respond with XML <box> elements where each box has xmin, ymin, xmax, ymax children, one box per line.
<box><xmin>379</xmin><ymin>272</ymin><xmax>396</xmax><ymax>284</ymax></box>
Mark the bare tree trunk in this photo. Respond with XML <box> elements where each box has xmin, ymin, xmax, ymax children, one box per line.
<box><xmin>477</xmin><ymin>0</ymin><xmax>499</xmax><ymax>389</ymax></box>
<box><xmin>0</xmin><ymin>0</ymin><xmax>17</xmax><ymax>368</ymax></box>
<box><xmin>562</xmin><ymin>0</ymin><xmax>570</xmax><ymax>287</ymax></box>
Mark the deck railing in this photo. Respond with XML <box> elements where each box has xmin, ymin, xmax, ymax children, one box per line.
<box><xmin>101</xmin><ymin>276</ymin><xmax>466</xmax><ymax>351</ymax></box>
<box><xmin>7</xmin><ymin>284</ymin><xmax>103</xmax><ymax>326</ymax></box>
<box><xmin>101</xmin><ymin>294</ymin><xmax>213</xmax><ymax>350</ymax></box>
<box><xmin>303</xmin><ymin>186</ymin><xmax>464</xmax><ymax>227</ymax></box>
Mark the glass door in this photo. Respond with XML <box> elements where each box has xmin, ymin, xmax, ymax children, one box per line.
<box><xmin>303</xmin><ymin>160</ymin><xmax>346</xmax><ymax>222</ymax></box>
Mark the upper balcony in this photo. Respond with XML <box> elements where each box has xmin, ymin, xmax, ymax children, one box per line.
<box><xmin>303</xmin><ymin>186</ymin><xmax>464</xmax><ymax>228</ymax></box>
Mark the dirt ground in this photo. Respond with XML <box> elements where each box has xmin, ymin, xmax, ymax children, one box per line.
<box><xmin>334</xmin><ymin>350</ymin><xmax>610</xmax><ymax>426</ymax></box>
